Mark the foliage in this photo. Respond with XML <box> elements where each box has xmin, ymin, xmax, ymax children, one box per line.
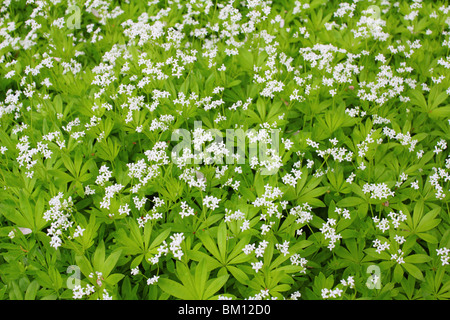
<box><xmin>0</xmin><ymin>0</ymin><xmax>449</xmax><ymax>300</ymax></box>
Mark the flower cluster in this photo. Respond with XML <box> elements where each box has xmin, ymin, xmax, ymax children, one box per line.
<box><xmin>320</xmin><ymin>218</ymin><xmax>342</xmax><ymax>251</ymax></box>
<box><xmin>43</xmin><ymin>193</ymin><xmax>78</xmax><ymax>250</ymax></box>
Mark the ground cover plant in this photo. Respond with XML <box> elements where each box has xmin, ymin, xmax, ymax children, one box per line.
<box><xmin>0</xmin><ymin>0</ymin><xmax>449</xmax><ymax>301</ymax></box>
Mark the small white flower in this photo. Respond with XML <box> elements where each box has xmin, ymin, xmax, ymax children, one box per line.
<box><xmin>131</xmin><ymin>267</ymin><xmax>140</xmax><ymax>275</ymax></box>
<box><xmin>251</xmin><ymin>260</ymin><xmax>263</xmax><ymax>273</ymax></box>
<box><xmin>147</xmin><ymin>275</ymin><xmax>160</xmax><ymax>285</ymax></box>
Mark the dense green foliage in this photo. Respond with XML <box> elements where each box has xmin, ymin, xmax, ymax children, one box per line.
<box><xmin>0</xmin><ymin>0</ymin><xmax>449</xmax><ymax>300</ymax></box>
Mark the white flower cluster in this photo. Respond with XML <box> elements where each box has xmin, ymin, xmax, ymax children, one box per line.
<box><xmin>429</xmin><ymin>167</ymin><xmax>449</xmax><ymax>200</ymax></box>
<box><xmin>224</xmin><ymin>208</ymin><xmax>249</xmax><ymax>232</ymax></box>
<box><xmin>203</xmin><ymin>195</ymin><xmax>221</xmax><ymax>211</ymax></box>
<box><xmin>43</xmin><ymin>193</ymin><xmax>77</xmax><ymax>250</ymax></box>
<box><xmin>246</xmin><ymin>288</ymin><xmax>270</xmax><ymax>300</ymax></box>
<box><xmin>127</xmin><ymin>143</ymin><xmax>169</xmax><ymax>193</ymax></box>
<box><xmin>147</xmin><ymin>275</ymin><xmax>160</xmax><ymax>285</ymax></box>
<box><xmin>320</xmin><ymin>218</ymin><xmax>342</xmax><ymax>250</ymax></box>
<box><xmin>340</xmin><ymin>276</ymin><xmax>355</xmax><ymax>289</ymax></box>
<box><xmin>372</xmin><ymin>210</ymin><xmax>407</xmax><ymax>233</ymax></box>
<box><xmin>289</xmin><ymin>203</ymin><xmax>313</xmax><ymax>226</ymax></box>
<box><xmin>391</xmin><ymin>249</ymin><xmax>405</xmax><ymax>265</ymax></box>
<box><xmin>179</xmin><ymin>167</ymin><xmax>207</xmax><ymax>191</ymax></box>
<box><xmin>275</xmin><ymin>240</ymin><xmax>290</xmax><ymax>256</ymax></box>
<box><xmin>362</xmin><ymin>182</ymin><xmax>395</xmax><ymax>200</ymax></box>
<box><xmin>373</xmin><ymin>238</ymin><xmax>390</xmax><ymax>254</ymax></box>
<box><xmin>96</xmin><ymin>165</ymin><xmax>112</xmax><ymax>186</ymax></box>
<box><xmin>179</xmin><ymin>201</ymin><xmax>195</xmax><ymax>219</ymax></box>
<box><xmin>136</xmin><ymin>197</ymin><xmax>165</xmax><ymax>227</ymax></box>
<box><xmin>16</xmin><ymin>135</ymin><xmax>52</xmax><ymax>179</ymax></box>
<box><xmin>252</xmin><ymin>184</ymin><xmax>284</xmax><ymax>221</ymax></box>
<box><xmin>251</xmin><ymin>260</ymin><xmax>263</xmax><ymax>273</ymax></box>
<box><xmin>335</xmin><ymin>207</ymin><xmax>351</xmax><ymax>219</ymax></box>
<box><xmin>290</xmin><ymin>253</ymin><xmax>308</xmax><ymax>273</ymax></box>
<box><xmin>395</xmin><ymin>172</ymin><xmax>409</xmax><ymax>188</ymax></box>
<box><xmin>281</xmin><ymin>165</ymin><xmax>302</xmax><ymax>187</ymax></box>
<box><xmin>321</xmin><ymin>287</ymin><xmax>343</xmax><ymax>299</ymax></box>
<box><xmin>100</xmin><ymin>183</ymin><xmax>124</xmax><ymax>210</ymax></box>
<box><xmin>436</xmin><ymin>247</ymin><xmax>449</xmax><ymax>266</ymax></box>
<box><xmin>321</xmin><ymin>276</ymin><xmax>354</xmax><ymax>299</ymax></box>
<box><xmin>290</xmin><ymin>291</ymin><xmax>302</xmax><ymax>300</ymax></box>
<box><xmin>382</xmin><ymin>126</ymin><xmax>418</xmax><ymax>153</ymax></box>
<box><xmin>148</xmin><ymin>232</ymin><xmax>185</xmax><ymax>264</ymax></box>
<box><xmin>72</xmin><ymin>284</ymin><xmax>96</xmax><ymax>299</ymax></box>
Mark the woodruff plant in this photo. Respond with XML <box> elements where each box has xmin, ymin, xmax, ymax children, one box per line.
<box><xmin>0</xmin><ymin>0</ymin><xmax>449</xmax><ymax>301</ymax></box>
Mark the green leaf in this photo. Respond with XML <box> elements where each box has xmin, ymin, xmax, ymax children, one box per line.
<box><xmin>412</xmin><ymin>200</ymin><xmax>424</xmax><ymax>230</ymax></box>
<box><xmin>105</xmin><ymin>273</ymin><xmax>125</xmax><ymax>286</ymax></box>
<box><xmin>158</xmin><ymin>278</ymin><xmax>195</xmax><ymax>300</ymax></box>
<box><xmin>226</xmin><ymin>79</ymin><xmax>241</xmax><ymax>88</ymax></box>
<box><xmin>217</xmin><ymin>222</ymin><xmax>227</xmax><ymax>263</ymax></box>
<box><xmin>24</xmin><ymin>280</ymin><xmax>40</xmax><ymax>300</ymax></box>
<box><xmin>194</xmin><ymin>259</ymin><xmax>208</xmax><ymax>299</ymax></box>
<box><xmin>188</xmin><ymin>250</ymin><xmax>223</xmax><ymax>271</ymax></box>
<box><xmin>336</xmin><ymin>197</ymin><xmax>365</xmax><ymax>207</ymax></box>
<box><xmin>416</xmin><ymin>208</ymin><xmax>441</xmax><ymax>233</ymax></box>
<box><xmin>394</xmin><ymin>263</ymin><xmax>403</xmax><ymax>283</ymax></box>
<box><xmin>197</xmin><ymin>232</ymin><xmax>221</xmax><ymax>262</ymax></box>
<box><xmin>402</xmin><ymin>262</ymin><xmax>423</xmax><ymax>281</ymax></box>
<box><xmin>93</xmin><ymin>240</ymin><xmax>106</xmax><ymax>271</ymax></box>
<box><xmin>227</xmin><ymin>265</ymin><xmax>250</xmax><ymax>285</ymax></box>
<box><xmin>256</xmin><ymin>97</ymin><xmax>266</xmax><ymax>121</ymax></box>
<box><xmin>409</xmin><ymin>89</ymin><xmax>428</xmax><ymax>111</ymax></box>
<box><xmin>404</xmin><ymin>254</ymin><xmax>432</xmax><ymax>264</ymax></box>
<box><xmin>429</xmin><ymin>89</ymin><xmax>448</xmax><ymax>110</ymax></box>
<box><xmin>75</xmin><ymin>255</ymin><xmax>93</xmax><ymax>278</ymax></box>
<box><xmin>428</xmin><ymin>106</ymin><xmax>450</xmax><ymax>119</ymax></box>
<box><xmin>149</xmin><ymin>227</ymin><xmax>171</xmax><ymax>250</ymax></box>
<box><xmin>103</xmin><ymin>249</ymin><xmax>122</xmax><ymax>278</ymax></box>
<box><xmin>175</xmin><ymin>261</ymin><xmax>197</xmax><ymax>297</ymax></box>
<box><xmin>204</xmin><ymin>274</ymin><xmax>229</xmax><ymax>300</ymax></box>
<box><xmin>417</xmin><ymin>232</ymin><xmax>438</xmax><ymax>244</ymax></box>
<box><xmin>227</xmin><ymin>234</ymin><xmax>251</xmax><ymax>262</ymax></box>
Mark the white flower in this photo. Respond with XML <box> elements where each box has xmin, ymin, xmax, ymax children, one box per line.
<box><xmin>251</xmin><ymin>260</ymin><xmax>263</xmax><ymax>273</ymax></box>
<box><xmin>391</xmin><ymin>249</ymin><xmax>405</xmax><ymax>264</ymax></box>
<box><xmin>394</xmin><ymin>235</ymin><xmax>406</xmax><ymax>244</ymax></box>
<box><xmin>147</xmin><ymin>275</ymin><xmax>160</xmax><ymax>285</ymax></box>
<box><xmin>101</xmin><ymin>289</ymin><xmax>112</xmax><ymax>300</ymax></box>
<box><xmin>243</xmin><ymin>243</ymin><xmax>256</xmax><ymax>255</ymax></box>
<box><xmin>203</xmin><ymin>195</ymin><xmax>221</xmax><ymax>211</ymax></box>
<box><xmin>96</xmin><ymin>165</ymin><xmax>112</xmax><ymax>186</ymax></box>
<box><xmin>275</xmin><ymin>240</ymin><xmax>290</xmax><ymax>256</ymax></box>
<box><xmin>240</xmin><ymin>220</ymin><xmax>250</xmax><ymax>232</ymax></box>
<box><xmin>291</xmin><ymin>291</ymin><xmax>302</xmax><ymax>300</ymax></box>
<box><xmin>73</xmin><ymin>225</ymin><xmax>85</xmax><ymax>238</ymax></box>
<box><xmin>131</xmin><ymin>267</ymin><xmax>140</xmax><ymax>275</ymax></box>
<box><xmin>320</xmin><ymin>218</ymin><xmax>342</xmax><ymax>250</ymax></box>
<box><xmin>436</xmin><ymin>247</ymin><xmax>449</xmax><ymax>266</ymax></box>
<box><xmin>362</xmin><ymin>182</ymin><xmax>394</xmax><ymax>200</ymax></box>
<box><xmin>341</xmin><ymin>276</ymin><xmax>355</xmax><ymax>289</ymax></box>
<box><xmin>282</xmin><ymin>138</ymin><xmax>293</xmax><ymax>150</ymax></box>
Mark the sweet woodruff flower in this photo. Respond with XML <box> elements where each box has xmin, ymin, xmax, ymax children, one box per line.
<box><xmin>203</xmin><ymin>195</ymin><xmax>221</xmax><ymax>211</ymax></box>
<box><xmin>437</xmin><ymin>247</ymin><xmax>449</xmax><ymax>266</ymax></box>
<box><xmin>362</xmin><ymin>182</ymin><xmax>395</xmax><ymax>200</ymax></box>
<box><xmin>43</xmin><ymin>193</ymin><xmax>75</xmax><ymax>250</ymax></box>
